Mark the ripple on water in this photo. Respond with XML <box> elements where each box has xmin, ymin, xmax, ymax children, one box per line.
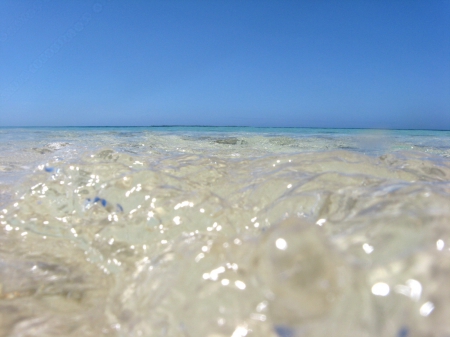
<box><xmin>0</xmin><ymin>141</ymin><xmax>450</xmax><ymax>336</ymax></box>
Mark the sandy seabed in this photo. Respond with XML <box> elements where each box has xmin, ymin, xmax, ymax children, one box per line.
<box><xmin>1</xmin><ymin>128</ymin><xmax>450</xmax><ymax>337</ymax></box>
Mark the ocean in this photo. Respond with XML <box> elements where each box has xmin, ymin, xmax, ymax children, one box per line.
<box><xmin>0</xmin><ymin>126</ymin><xmax>450</xmax><ymax>337</ymax></box>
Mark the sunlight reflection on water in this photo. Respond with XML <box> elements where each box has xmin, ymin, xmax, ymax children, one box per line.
<box><xmin>0</xmin><ymin>128</ymin><xmax>449</xmax><ymax>336</ymax></box>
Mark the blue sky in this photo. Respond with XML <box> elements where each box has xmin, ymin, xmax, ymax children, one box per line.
<box><xmin>1</xmin><ymin>0</ymin><xmax>449</xmax><ymax>129</ymax></box>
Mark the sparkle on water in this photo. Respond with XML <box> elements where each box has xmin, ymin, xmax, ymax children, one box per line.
<box><xmin>0</xmin><ymin>127</ymin><xmax>450</xmax><ymax>337</ymax></box>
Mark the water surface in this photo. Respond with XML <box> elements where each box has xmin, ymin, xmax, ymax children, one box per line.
<box><xmin>1</xmin><ymin>127</ymin><xmax>450</xmax><ymax>337</ymax></box>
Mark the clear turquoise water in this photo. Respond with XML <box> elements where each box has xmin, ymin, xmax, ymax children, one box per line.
<box><xmin>0</xmin><ymin>127</ymin><xmax>450</xmax><ymax>337</ymax></box>
<box><xmin>1</xmin><ymin>126</ymin><xmax>450</xmax><ymax>157</ymax></box>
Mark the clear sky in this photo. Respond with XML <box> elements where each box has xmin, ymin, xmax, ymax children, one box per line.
<box><xmin>1</xmin><ymin>0</ymin><xmax>449</xmax><ymax>129</ymax></box>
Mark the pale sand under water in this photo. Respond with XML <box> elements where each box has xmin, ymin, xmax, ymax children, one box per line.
<box><xmin>0</xmin><ymin>128</ymin><xmax>450</xmax><ymax>337</ymax></box>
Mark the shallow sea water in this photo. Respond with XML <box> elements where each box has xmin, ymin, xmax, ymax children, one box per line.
<box><xmin>1</xmin><ymin>127</ymin><xmax>450</xmax><ymax>337</ymax></box>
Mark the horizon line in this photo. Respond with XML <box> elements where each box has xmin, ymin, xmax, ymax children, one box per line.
<box><xmin>0</xmin><ymin>125</ymin><xmax>449</xmax><ymax>132</ymax></box>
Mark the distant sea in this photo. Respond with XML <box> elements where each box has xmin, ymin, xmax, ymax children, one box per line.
<box><xmin>0</xmin><ymin>126</ymin><xmax>449</xmax><ymax>337</ymax></box>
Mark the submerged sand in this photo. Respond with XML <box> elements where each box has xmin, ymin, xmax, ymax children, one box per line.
<box><xmin>0</xmin><ymin>129</ymin><xmax>450</xmax><ymax>336</ymax></box>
